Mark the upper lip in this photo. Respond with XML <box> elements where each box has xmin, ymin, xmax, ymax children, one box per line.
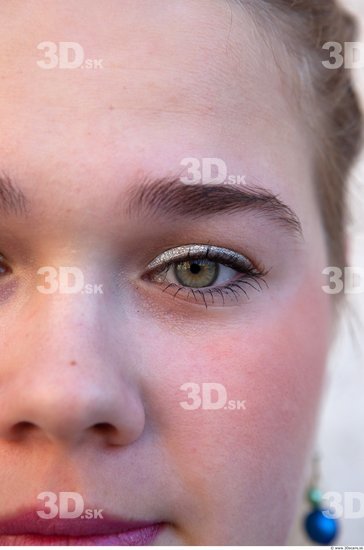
<box><xmin>0</xmin><ymin>509</ymin><xmax>159</xmax><ymax>536</ymax></box>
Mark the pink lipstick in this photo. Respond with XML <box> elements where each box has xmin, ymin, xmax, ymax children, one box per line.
<box><xmin>0</xmin><ymin>509</ymin><xmax>164</xmax><ymax>545</ymax></box>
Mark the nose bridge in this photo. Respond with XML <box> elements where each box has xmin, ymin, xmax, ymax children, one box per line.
<box><xmin>15</xmin><ymin>286</ymin><xmax>103</xmax><ymax>376</ymax></box>
<box><xmin>0</xmin><ymin>289</ymin><xmax>146</xmax><ymax>448</ymax></box>
<box><xmin>35</xmin><ymin>285</ymin><xmax>103</xmax><ymax>351</ymax></box>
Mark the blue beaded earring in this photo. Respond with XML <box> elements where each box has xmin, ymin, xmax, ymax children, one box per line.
<box><xmin>304</xmin><ymin>454</ymin><xmax>340</xmax><ymax>545</ymax></box>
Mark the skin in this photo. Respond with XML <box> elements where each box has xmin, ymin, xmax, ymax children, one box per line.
<box><xmin>0</xmin><ymin>0</ymin><xmax>333</xmax><ymax>544</ymax></box>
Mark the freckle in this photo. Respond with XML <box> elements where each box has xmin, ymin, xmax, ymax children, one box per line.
<box><xmin>70</xmin><ymin>360</ymin><xmax>77</xmax><ymax>366</ymax></box>
<box><xmin>109</xmin><ymin>105</ymin><xmax>115</xmax><ymax>110</ymax></box>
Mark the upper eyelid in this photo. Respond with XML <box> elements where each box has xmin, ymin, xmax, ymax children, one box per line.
<box><xmin>144</xmin><ymin>244</ymin><xmax>256</xmax><ymax>273</ymax></box>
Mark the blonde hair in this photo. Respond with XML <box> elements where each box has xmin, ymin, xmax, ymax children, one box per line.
<box><xmin>237</xmin><ymin>0</ymin><xmax>363</xmax><ymax>268</ymax></box>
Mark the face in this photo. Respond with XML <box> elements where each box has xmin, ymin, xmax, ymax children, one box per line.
<box><xmin>0</xmin><ymin>0</ymin><xmax>332</xmax><ymax>545</ymax></box>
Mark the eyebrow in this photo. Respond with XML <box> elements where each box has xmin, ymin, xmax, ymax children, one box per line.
<box><xmin>125</xmin><ymin>176</ymin><xmax>303</xmax><ymax>237</ymax></box>
<box><xmin>0</xmin><ymin>173</ymin><xmax>29</xmax><ymax>216</ymax></box>
<box><xmin>0</xmin><ymin>171</ymin><xmax>302</xmax><ymax>237</ymax></box>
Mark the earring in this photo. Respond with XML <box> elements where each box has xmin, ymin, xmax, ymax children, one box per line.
<box><xmin>303</xmin><ymin>454</ymin><xmax>340</xmax><ymax>545</ymax></box>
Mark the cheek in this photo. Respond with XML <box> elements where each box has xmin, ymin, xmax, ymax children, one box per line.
<box><xmin>136</xmin><ymin>276</ymin><xmax>331</xmax><ymax>543</ymax></box>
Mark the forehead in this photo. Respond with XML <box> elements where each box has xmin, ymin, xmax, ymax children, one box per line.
<box><xmin>0</xmin><ymin>0</ymin><xmax>313</xmax><ymax>219</ymax></box>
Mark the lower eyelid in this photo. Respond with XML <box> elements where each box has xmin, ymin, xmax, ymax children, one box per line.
<box><xmin>158</xmin><ymin>280</ymin><xmax>258</xmax><ymax>307</ymax></box>
<box><xmin>146</xmin><ymin>269</ymin><xmax>267</xmax><ymax>308</ymax></box>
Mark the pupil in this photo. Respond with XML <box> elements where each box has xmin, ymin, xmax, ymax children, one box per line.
<box><xmin>190</xmin><ymin>263</ymin><xmax>201</xmax><ymax>274</ymax></box>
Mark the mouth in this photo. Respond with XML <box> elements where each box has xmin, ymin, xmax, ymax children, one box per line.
<box><xmin>0</xmin><ymin>509</ymin><xmax>165</xmax><ymax>546</ymax></box>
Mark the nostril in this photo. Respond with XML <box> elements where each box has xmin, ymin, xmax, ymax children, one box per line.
<box><xmin>93</xmin><ymin>422</ymin><xmax>115</xmax><ymax>434</ymax></box>
<box><xmin>15</xmin><ymin>421</ymin><xmax>35</xmax><ymax>430</ymax></box>
<box><xmin>92</xmin><ymin>422</ymin><xmax>122</xmax><ymax>444</ymax></box>
<box><xmin>11</xmin><ymin>421</ymin><xmax>37</xmax><ymax>438</ymax></box>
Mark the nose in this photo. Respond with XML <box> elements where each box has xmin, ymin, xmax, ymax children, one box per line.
<box><xmin>0</xmin><ymin>292</ymin><xmax>145</xmax><ymax>448</ymax></box>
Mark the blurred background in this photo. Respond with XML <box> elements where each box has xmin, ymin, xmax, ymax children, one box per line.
<box><xmin>290</xmin><ymin>0</ymin><xmax>364</xmax><ymax>544</ymax></box>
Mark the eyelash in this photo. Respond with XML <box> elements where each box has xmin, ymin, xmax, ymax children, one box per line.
<box><xmin>0</xmin><ymin>247</ymin><xmax>269</xmax><ymax>308</ymax></box>
<box><xmin>143</xmin><ymin>244</ymin><xmax>269</xmax><ymax>308</ymax></box>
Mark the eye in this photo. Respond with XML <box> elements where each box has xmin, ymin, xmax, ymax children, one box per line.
<box><xmin>174</xmin><ymin>258</ymin><xmax>224</xmax><ymax>288</ymax></box>
<box><xmin>0</xmin><ymin>254</ymin><xmax>11</xmax><ymax>277</ymax></box>
<box><xmin>143</xmin><ymin>244</ymin><xmax>268</xmax><ymax>308</ymax></box>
